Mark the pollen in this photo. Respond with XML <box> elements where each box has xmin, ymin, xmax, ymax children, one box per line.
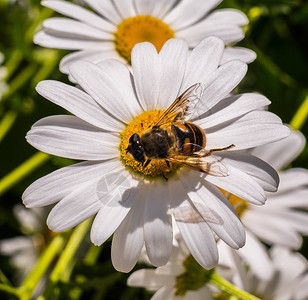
<box><xmin>219</xmin><ymin>188</ymin><xmax>247</xmax><ymax>216</ymax></box>
<box><xmin>114</xmin><ymin>15</ymin><xmax>175</xmax><ymax>64</ymax></box>
<box><xmin>120</xmin><ymin>110</ymin><xmax>180</xmax><ymax>179</ymax></box>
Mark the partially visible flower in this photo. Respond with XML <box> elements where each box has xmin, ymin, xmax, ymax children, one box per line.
<box><xmin>0</xmin><ymin>52</ymin><xmax>8</xmax><ymax>99</ymax></box>
<box><xmin>225</xmin><ymin>129</ymin><xmax>308</xmax><ymax>279</ymax></box>
<box><xmin>34</xmin><ymin>0</ymin><xmax>256</xmax><ymax>75</ymax></box>
<box><xmin>220</xmin><ymin>244</ymin><xmax>308</xmax><ymax>300</ymax></box>
<box><xmin>127</xmin><ymin>237</ymin><xmax>226</xmax><ymax>300</ymax></box>
<box><xmin>0</xmin><ymin>205</ymin><xmax>50</xmax><ymax>280</ymax></box>
<box><xmin>23</xmin><ymin>37</ymin><xmax>289</xmax><ymax>272</ymax></box>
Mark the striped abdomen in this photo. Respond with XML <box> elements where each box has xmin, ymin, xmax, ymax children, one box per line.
<box><xmin>172</xmin><ymin>122</ymin><xmax>206</xmax><ymax>155</ymax></box>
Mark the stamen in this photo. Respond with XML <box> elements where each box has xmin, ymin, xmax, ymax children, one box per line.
<box><xmin>219</xmin><ymin>188</ymin><xmax>247</xmax><ymax>216</ymax></box>
<box><xmin>120</xmin><ymin>110</ymin><xmax>180</xmax><ymax>178</ymax></box>
<box><xmin>114</xmin><ymin>16</ymin><xmax>175</xmax><ymax>64</ymax></box>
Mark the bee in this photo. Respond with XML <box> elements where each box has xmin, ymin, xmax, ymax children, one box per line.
<box><xmin>126</xmin><ymin>83</ymin><xmax>235</xmax><ymax>176</ymax></box>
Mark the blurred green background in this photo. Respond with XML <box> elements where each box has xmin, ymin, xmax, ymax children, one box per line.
<box><xmin>0</xmin><ymin>0</ymin><xmax>307</xmax><ymax>299</ymax></box>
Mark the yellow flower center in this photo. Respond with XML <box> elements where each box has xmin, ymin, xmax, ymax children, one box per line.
<box><xmin>120</xmin><ymin>110</ymin><xmax>180</xmax><ymax>179</ymax></box>
<box><xmin>114</xmin><ymin>15</ymin><xmax>175</xmax><ymax>64</ymax></box>
<box><xmin>219</xmin><ymin>188</ymin><xmax>247</xmax><ymax>216</ymax></box>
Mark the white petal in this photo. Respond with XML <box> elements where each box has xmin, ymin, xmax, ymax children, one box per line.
<box><xmin>134</xmin><ymin>0</ymin><xmax>177</xmax><ymax>18</ymax></box>
<box><xmin>13</xmin><ymin>205</ymin><xmax>44</xmax><ymax>231</ymax></box>
<box><xmin>185</xmin><ymin>286</ymin><xmax>214</xmax><ymax>300</ymax></box>
<box><xmin>197</xmin><ymin>60</ymin><xmax>247</xmax><ymax>117</ymax></box>
<box><xmin>144</xmin><ymin>182</ymin><xmax>173</xmax><ymax>266</ymax></box>
<box><xmin>95</xmin><ymin>59</ymin><xmax>143</xmax><ymax>116</ymax></box>
<box><xmin>26</xmin><ymin>115</ymin><xmax>119</xmax><ymax>160</ymax></box>
<box><xmin>69</xmin><ymin>60</ymin><xmax>142</xmax><ymax>123</ymax></box>
<box><xmin>268</xmin><ymin>189</ymin><xmax>308</xmax><ymax>209</ymax></box>
<box><xmin>0</xmin><ymin>237</ymin><xmax>33</xmax><ymax>254</ymax></box>
<box><xmin>111</xmin><ymin>188</ymin><xmax>146</xmax><ymax>272</ymax></box>
<box><xmin>131</xmin><ymin>42</ymin><xmax>160</xmax><ymax>111</ymax></box>
<box><xmin>127</xmin><ymin>269</ymin><xmax>173</xmax><ymax>289</ymax></box>
<box><xmin>205</xmin><ymin>159</ymin><xmax>267</xmax><ymax>205</ymax></box>
<box><xmin>195</xmin><ymin>93</ymin><xmax>270</xmax><ymax>128</ymax></box>
<box><xmin>217</xmin><ymin>151</ymin><xmax>279</xmax><ymax>192</ymax></box>
<box><xmin>43</xmin><ymin>17</ymin><xmax>113</xmax><ymax>40</ymax></box>
<box><xmin>90</xmin><ymin>171</ymin><xmax>139</xmax><ymax>245</ymax></box>
<box><xmin>221</xmin><ymin>47</ymin><xmax>257</xmax><ymax>64</ymax></box>
<box><xmin>237</xmin><ymin>230</ymin><xmax>274</xmax><ymax>280</ymax></box>
<box><xmin>151</xmin><ymin>287</ymin><xmax>174</xmax><ymax>300</ymax></box>
<box><xmin>270</xmin><ymin>246</ymin><xmax>307</xmax><ymax>282</ymax></box>
<box><xmin>250</xmin><ymin>128</ymin><xmax>305</xmax><ymax>170</ymax></box>
<box><xmin>84</xmin><ymin>0</ymin><xmax>122</xmax><ymax>24</ymax></box>
<box><xmin>205</xmin><ymin>111</ymin><xmax>291</xmax><ymax>150</ymax></box>
<box><xmin>156</xmin><ymin>39</ymin><xmax>188</xmax><ymax>109</ymax></box>
<box><xmin>177</xmin><ymin>24</ymin><xmax>244</xmax><ymax>47</ymax></box>
<box><xmin>113</xmin><ymin>0</ymin><xmax>136</xmax><ymax>19</ymax></box>
<box><xmin>181</xmin><ymin>36</ymin><xmax>224</xmax><ymax>94</ymax></box>
<box><xmin>59</xmin><ymin>48</ymin><xmax>124</xmax><ymax>75</ymax></box>
<box><xmin>176</xmin><ymin>8</ymin><xmax>247</xmax><ymax>47</ymax></box>
<box><xmin>164</xmin><ymin>0</ymin><xmax>222</xmax><ymax>31</ymax></box>
<box><xmin>34</xmin><ymin>31</ymin><xmax>107</xmax><ymax>50</ymax></box>
<box><xmin>176</xmin><ymin>9</ymin><xmax>248</xmax><ymax>46</ymax></box>
<box><xmin>47</xmin><ymin>177</ymin><xmax>102</xmax><ymax>231</ymax></box>
<box><xmin>36</xmin><ymin>80</ymin><xmax>124</xmax><ymax>132</ymax></box>
<box><xmin>206</xmin><ymin>9</ymin><xmax>248</xmax><ymax>26</ymax></box>
<box><xmin>169</xmin><ymin>178</ymin><xmax>218</xmax><ymax>269</ymax></box>
<box><xmin>22</xmin><ymin>159</ymin><xmax>122</xmax><ymax>208</ymax></box>
<box><xmin>179</xmin><ymin>172</ymin><xmax>245</xmax><ymax>249</ymax></box>
<box><xmin>243</xmin><ymin>209</ymin><xmax>303</xmax><ymax>248</ymax></box>
<box><xmin>42</xmin><ymin>0</ymin><xmax>116</xmax><ymax>32</ymax></box>
<box><xmin>134</xmin><ymin>0</ymin><xmax>157</xmax><ymax>15</ymax></box>
<box><xmin>294</xmin><ymin>274</ymin><xmax>308</xmax><ymax>300</ymax></box>
<box><xmin>273</xmin><ymin>168</ymin><xmax>308</xmax><ymax>196</ymax></box>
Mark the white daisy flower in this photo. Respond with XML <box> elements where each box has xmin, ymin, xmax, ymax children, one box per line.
<box><xmin>225</xmin><ymin>129</ymin><xmax>308</xmax><ymax>280</ymax></box>
<box><xmin>23</xmin><ymin>37</ymin><xmax>289</xmax><ymax>272</ymax></box>
<box><xmin>127</xmin><ymin>238</ymin><xmax>221</xmax><ymax>300</ymax></box>
<box><xmin>0</xmin><ymin>52</ymin><xmax>8</xmax><ymax>99</ymax></box>
<box><xmin>220</xmin><ymin>245</ymin><xmax>308</xmax><ymax>300</ymax></box>
<box><xmin>0</xmin><ymin>205</ymin><xmax>50</xmax><ymax>281</ymax></box>
<box><xmin>34</xmin><ymin>0</ymin><xmax>256</xmax><ymax>75</ymax></box>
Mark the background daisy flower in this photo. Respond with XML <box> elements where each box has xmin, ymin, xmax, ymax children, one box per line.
<box><xmin>34</xmin><ymin>0</ymin><xmax>256</xmax><ymax>75</ymax></box>
<box><xmin>23</xmin><ymin>37</ymin><xmax>289</xmax><ymax>272</ymax></box>
<box><xmin>227</xmin><ymin>129</ymin><xmax>308</xmax><ymax>280</ymax></box>
<box><xmin>220</xmin><ymin>245</ymin><xmax>308</xmax><ymax>300</ymax></box>
<box><xmin>0</xmin><ymin>206</ymin><xmax>49</xmax><ymax>281</ymax></box>
<box><xmin>0</xmin><ymin>52</ymin><xmax>8</xmax><ymax>99</ymax></box>
<box><xmin>127</xmin><ymin>238</ymin><xmax>222</xmax><ymax>300</ymax></box>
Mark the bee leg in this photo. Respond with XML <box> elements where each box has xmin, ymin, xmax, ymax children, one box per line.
<box><xmin>165</xmin><ymin>160</ymin><xmax>170</xmax><ymax>170</ymax></box>
<box><xmin>162</xmin><ymin>173</ymin><xmax>168</xmax><ymax>182</ymax></box>
<box><xmin>143</xmin><ymin>159</ymin><xmax>151</xmax><ymax>169</ymax></box>
<box><xmin>204</xmin><ymin>144</ymin><xmax>235</xmax><ymax>157</ymax></box>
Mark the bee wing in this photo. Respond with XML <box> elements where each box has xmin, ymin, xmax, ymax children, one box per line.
<box><xmin>153</xmin><ymin>83</ymin><xmax>202</xmax><ymax>128</ymax></box>
<box><xmin>167</xmin><ymin>154</ymin><xmax>229</xmax><ymax>177</ymax></box>
<box><xmin>174</xmin><ymin>203</ymin><xmax>221</xmax><ymax>224</ymax></box>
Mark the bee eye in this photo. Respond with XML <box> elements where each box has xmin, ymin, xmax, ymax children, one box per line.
<box><xmin>129</xmin><ymin>133</ymin><xmax>140</xmax><ymax>143</ymax></box>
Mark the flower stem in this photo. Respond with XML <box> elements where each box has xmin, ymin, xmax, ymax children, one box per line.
<box><xmin>0</xmin><ymin>283</ymin><xmax>20</xmax><ymax>296</ymax></box>
<box><xmin>290</xmin><ymin>94</ymin><xmax>308</xmax><ymax>130</ymax></box>
<box><xmin>2</xmin><ymin>50</ymin><xmax>23</xmax><ymax>82</ymax></box>
<box><xmin>41</xmin><ymin>219</ymin><xmax>92</xmax><ymax>299</ymax></box>
<box><xmin>69</xmin><ymin>244</ymin><xmax>103</xmax><ymax>300</ymax></box>
<box><xmin>209</xmin><ymin>272</ymin><xmax>261</xmax><ymax>300</ymax></box>
<box><xmin>0</xmin><ymin>110</ymin><xmax>18</xmax><ymax>143</ymax></box>
<box><xmin>1</xmin><ymin>64</ymin><xmax>38</xmax><ymax>103</ymax></box>
<box><xmin>20</xmin><ymin>232</ymin><xmax>68</xmax><ymax>300</ymax></box>
<box><xmin>0</xmin><ymin>152</ymin><xmax>50</xmax><ymax>196</ymax></box>
<box><xmin>51</xmin><ymin>219</ymin><xmax>92</xmax><ymax>281</ymax></box>
<box><xmin>0</xmin><ymin>269</ymin><xmax>12</xmax><ymax>286</ymax></box>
